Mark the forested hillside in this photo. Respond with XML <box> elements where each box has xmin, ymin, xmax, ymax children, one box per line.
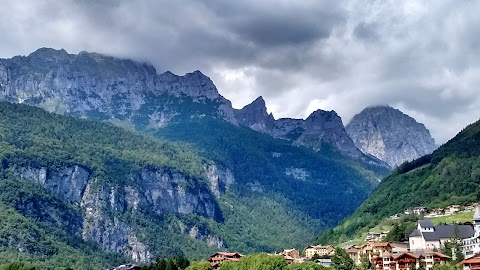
<box><xmin>317</xmin><ymin>118</ymin><xmax>480</xmax><ymax>244</ymax></box>
<box><xmin>155</xmin><ymin>117</ymin><xmax>380</xmax><ymax>226</ymax></box>
<box><xmin>0</xmin><ymin>101</ymin><xmax>218</xmax><ymax>268</ymax></box>
<box><xmin>0</xmin><ymin>101</ymin><xmax>385</xmax><ymax>268</ymax></box>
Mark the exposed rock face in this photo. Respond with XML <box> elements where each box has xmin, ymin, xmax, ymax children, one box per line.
<box><xmin>234</xmin><ymin>96</ymin><xmax>274</xmax><ymax>132</ymax></box>
<box><xmin>204</xmin><ymin>164</ymin><xmax>235</xmax><ymax>197</ymax></box>
<box><xmin>0</xmin><ymin>48</ymin><xmax>237</xmax><ymax>126</ymax></box>
<box><xmin>235</xmin><ymin>97</ymin><xmax>389</xmax><ymax>169</ymax></box>
<box><xmin>18</xmin><ymin>165</ymin><xmax>90</xmax><ymax>203</ymax></box>
<box><xmin>178</xmin><ymin>221</ymin><xmax>226</xmax><ymax>249</ymax></box>
<box><xmin>295</xmin><ymin>110</ymin><xmax>363</xmax><ymax>157</ymax></box>
<box><xmin>346</xmin><ymin>106</ymin><xmax>437</xmax><ymax>167</ymax></box>
<box><xmin>9</xmin><ymin>163</ymin><xmax>227</xmax><ymax>262</ymax></box>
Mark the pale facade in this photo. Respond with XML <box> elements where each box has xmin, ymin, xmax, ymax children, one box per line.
<box><xmin>409</xmin><ymin>219</ymin><xmax>474</xmax><ymax>251</ymax></box>
<box><xmin>304</xmin><ymin>245</ymin><xmax>335</xmax><ymax>258</ymax></box>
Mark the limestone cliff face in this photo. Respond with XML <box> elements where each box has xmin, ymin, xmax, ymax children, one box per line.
<box><xmin>10</xmin><ymin>163</ymin><xmax>229</xmax><ymax>262</ymax></box>
<box><xmin>346</xmin><ymin>106</ymin><xmax>437</xmax><ymax>167</ymax></box>
<box><xmin>0</xmin><ymin>48</ymin><xmax>237</xmax><ymax>126</ymax></box>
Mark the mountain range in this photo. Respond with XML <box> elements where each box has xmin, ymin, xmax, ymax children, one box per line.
<box><xmin>0</xmin><ymin>48</ymin><xmax>443</xmax><ymax>268</ymax></box>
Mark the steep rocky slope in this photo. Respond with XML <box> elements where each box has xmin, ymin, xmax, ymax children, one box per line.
<box><xmin>346</xmin><ymin>106</ymin><xmax>437</xmax><ymax>167</ymax></box>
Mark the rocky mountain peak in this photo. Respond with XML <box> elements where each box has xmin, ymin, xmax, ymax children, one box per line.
<box><xmin>346</xmin><ymin>105</ymin><xmax>437</xmax><ymax>167</ymax></box>
<box><xmin>234</xmin><ymin>96</ymin><xmax>274</xmax><ymax>132</ymax></box>
<box><xmin>29</xmin><ymin>47</ymin><xmax>70</xmax><ymax>59</ymax></box>
<box><xmin>297</xmin><ymin>109</ymin><xmax>364</xmax><ymax>157</ymax></box>
<box><xmin>305</xmin><ymin>109</ymin><xmax>342</xmax><ymax>127</ymax></box>
<box><xmin>157</xmin><ymin>70</ymin><xmax>225</xmax><ymax>100</ymax></box>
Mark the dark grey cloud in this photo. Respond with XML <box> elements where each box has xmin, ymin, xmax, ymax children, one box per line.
<box><xmin>1</xmin><ymin>0</ymin><xmax>480</xmax><ymax>142</ymax></box>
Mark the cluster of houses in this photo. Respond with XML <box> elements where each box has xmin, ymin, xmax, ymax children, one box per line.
<box><xmin>390</xmin><ymin>203</ymin><xmax>480</xmax><ymax>220</ymax></box>
<box><xmin>345</xmin><ymin>241</ymin><xmax>450</xmax><ymax>270</ymax></box>
<box><xmin>207</xmin><ymin>206</ymin><xmax>480</xmax><ymax>270</ymax></box>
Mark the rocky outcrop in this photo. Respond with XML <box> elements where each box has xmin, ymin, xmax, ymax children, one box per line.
<box><xmin>9</xmin><ymin>162</ymin><xmax>226</xmax><ymax>262</ymax></box>
<box><xmin>17</xmin><ymin>165</ymin><xmax>90</xmax><ymax>204</ymax></box>
<box><xmin>0</xmin><ymin>48</ymin><xmax>237</xmax><ymax>126</ymax></box>
<box><xmin>346</xmin><ymin>105</ymin><xmax>437</xmax><ymax>167</ymax></box>
<box><xmin>178</xmin><ymin>221</ymin><xmax>226</xmax><ymax>249</ymax></box>
<box><xmin>204</xmin><ymin>164</ymin><xmax>235</xmax><ymax>197</ymax></box>
<box><xmin>234</xmin><ymin>96</ymin><xmax>274</xmax><ymax>133</ymax></box>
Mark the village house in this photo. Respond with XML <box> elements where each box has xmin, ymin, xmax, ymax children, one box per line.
<box><xmin>424</xmin><ymin>208</ymin><xmax>445</xmax><ymax>218</ymax></box>
<box><xmin>379</xmin><ymin>251</ymin><xmax>450</xmax><ymax>270</ymax></box>
<box><xmin>413</xmin><ymin>207</ymin><xmax>427</xmax><ymax>216</ymax></box>
<box><xmin>464</xmin><ymin>203</ymin><xmax>480</xmax><ymax>212</ymax></box>
<box><xmin>345</xmin><ymin>242</ymin><xmax>392</xmax><ymax>265</ymax></box>
<box><xmin>445</xmin><ymin>205</ymin><xmax>462</xmax><ymax>215</ymax></box>
<box><xmin>304</xmin><ymin>245</ymin><xmax>335</xmax><ymax>258</ymax></box>
<box><xmin>280</xmin><ymin>249</ymin><xmax>300</xmax><ymax>263</ymax></box>
<box><xmin>409</xmin><ymin>220</ymin><xmax>474</xmax><ymax>251</ymax></box>
<box><xmin>346</xmin><ymin>247</ymin><xmax>360</xmax><ymax>264</ymax></box>
<box><xmin>209</xmin><ymin>252</ymin><xmax>243</xmax><ymax>269</ymax></box>
<box><xmin>390</xmin><ymin>242</ymin><xmax>409</xmax><ymax>253</ymax></box>
<box><xmin>365</xmin><ymin>231</ymin><xmax>390</xmax><ymax>242</ymax></box>
<box><xmin>346</xmin><ymin>243</ymin><xmax>450</xmax><ymax>270</ymax></box>
<box><xmin>315</xmin><ymin>258</ymin><xmax>333</xmax><ymax>267</ymax></box>
<box><xmin>461</xmin><ymin>253</ymin><xmax>480</xmax><ymax>270</ymax></box>
<box><xmin>389</xmin><ymin>214</ymin><xmax>400</xmax><ymax>220</ymax></box>
<box><xmin>358</xmin><ymin>242</ymin><xmax>393</xmax><ymax>263</ymax></box>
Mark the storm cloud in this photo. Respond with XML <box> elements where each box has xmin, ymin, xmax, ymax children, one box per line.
<box><xmin>1</xmin><ymin>0</ymin><xmax>479</xmax><ymax>143</ymax></box>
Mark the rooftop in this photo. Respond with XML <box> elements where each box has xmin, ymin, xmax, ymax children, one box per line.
<box><xmin>418</xmin><ymin>220</ymin><xmax>434</xmax><ymax>228</ymax></box>
<box><xmin>422</xmin><ymin>224</ymin><xmax>474</xmax><ymax>241</ymax></box>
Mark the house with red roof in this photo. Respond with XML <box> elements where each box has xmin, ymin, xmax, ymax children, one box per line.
<box><xmin>461</xmin><ymin>253</ymin><xmax>480</xmax><ymax>270</ymax></box>
<box><xmin>209</xmin><ymin>252</ymin><xmax>244</xmax><ymax>269</ymax></box>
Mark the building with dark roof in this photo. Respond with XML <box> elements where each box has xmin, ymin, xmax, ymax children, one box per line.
<box><xmin>409</xmin><ymin>205</ymin><xmax>480</xmax><ymax>259</ymax></box>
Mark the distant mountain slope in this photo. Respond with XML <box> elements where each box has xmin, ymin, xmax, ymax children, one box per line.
<box><xmin>318</xmin><ymin>118</ymin><xmax>480</xmax><ymax>244</ymax></box>
<box><xmin>346</xmin><ymin>106</ymin><xmax>437</xmax><ymax>167</ymax></box>
<box><xmin>235</xmin><ymin>97</ymin><xmax>390</xmax><ymax>170</ymax></box>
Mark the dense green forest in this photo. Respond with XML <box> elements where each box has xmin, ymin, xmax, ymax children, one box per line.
<box><xmin>0</xmin><ymin>101</ymin><xmax>222</xmax><ymax>268</ymax></box>
<box><xmin>0</xmin><ymin>101</ymin><xmax>388</xmax><ymax>268</ymax></box>
<box><xmin>317</xmin><ymin>119</ymin><xmax>480</xmax><ymax>244</ymax></box>
<box><xmin>155</xmin><ymin>117</ymin><xmax>381</xmax><ymax>227</ymax></box>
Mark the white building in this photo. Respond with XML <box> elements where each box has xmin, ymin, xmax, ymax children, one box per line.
<box><xmin>461</xmin><ymin>206</ymin><xmax>480</xmax><ymax>259</ymax></box>
<box><xmin>409</xmin><ymin>219</ymin><xmax>474</xmax><ymax>251</ymax></box>
<box><xmin>409</xmin><ymin>206</ymin><xmax>480</xmax><ymax>259</ymax></box>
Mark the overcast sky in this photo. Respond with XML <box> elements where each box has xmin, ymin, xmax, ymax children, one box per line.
<box><xmin>1</xmin><ymin>0</ymin><xmax>480</xmax><ymax>143</ymax></box>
